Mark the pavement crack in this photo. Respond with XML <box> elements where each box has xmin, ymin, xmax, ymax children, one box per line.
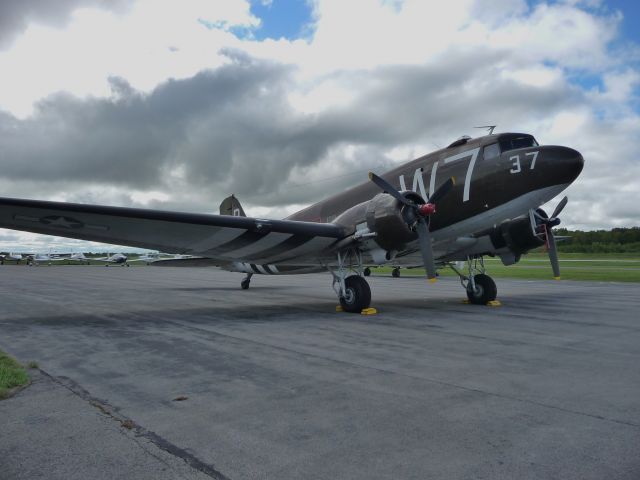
<box><xmin>38</xmin><ymin>369</ymin><xmax>231</xmax><ymax>480</ymax></box>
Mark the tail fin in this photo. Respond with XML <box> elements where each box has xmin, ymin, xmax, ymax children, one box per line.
<box><xmin>219</xmin><ymin>194</ymin><xmax>246</xmax><ymax>217</ymax></box>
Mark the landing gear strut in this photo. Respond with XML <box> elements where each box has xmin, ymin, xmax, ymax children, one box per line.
<box><xmin>330</xmin><ymin>249</ymin><xmax>372</xmax><ymax>313</ymax></box>
<box><xmin>241</xmin><ymin>273</ymin><xmax>252</xmax><ymax>290</ymax></box>
<box><xmin>449</xmin><ymin>256</ymin><xmax>497</xmax><ymax>305</ymax></box>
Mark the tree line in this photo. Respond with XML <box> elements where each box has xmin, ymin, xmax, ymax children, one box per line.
<box><xmin>552</xmin><ymin>227</ymin><xmax>640</xmax><ymax>253</ymax></box>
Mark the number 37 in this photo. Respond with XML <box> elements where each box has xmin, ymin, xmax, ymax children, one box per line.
<box><xmin>510</xmin><ymin>151</ymin><xmax>539</xmax><ymax>174</ymax></box>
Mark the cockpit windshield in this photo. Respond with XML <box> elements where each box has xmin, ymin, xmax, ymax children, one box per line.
<box><xmin>498</xmin><ymin>134</ymin><xmax>538</xmax><ymax>152</ymax></box>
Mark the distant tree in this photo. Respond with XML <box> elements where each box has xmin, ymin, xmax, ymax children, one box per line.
<box><xmin>549</xmin><ymin>227</ymin><xmax>640</xmax><ymax>253</ymax></box>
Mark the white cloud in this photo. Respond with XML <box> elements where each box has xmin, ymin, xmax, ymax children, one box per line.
<box><xmin>0</xmin><ymin>0</ymin><xmax>258</xmax><ymax>117</ymax></box>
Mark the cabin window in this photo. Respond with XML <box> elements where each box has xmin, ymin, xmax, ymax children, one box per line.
<box><xmin>483</xmin><ymin>143</ymin><xmax>500</xmax><ymax>160</ymax></box>
<box><xmin>499</xmin><ymin>135</ymin><xmax>538</xmax><ymax>152</ymax></box>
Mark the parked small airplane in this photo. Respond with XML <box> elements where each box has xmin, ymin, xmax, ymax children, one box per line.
<box><xmin>132</xmin><ymin>252</ymin><xmax>161</xmax><ymax>264</ymax></box>
<box><xmin>0</xmin><ymin>132</ymin><xmax>583</xmax><ymax>312</ymax></box>
<box><xmin>93</xmin><ymin>253</ymin><xmax>129</xmax><ymax>266</ymax></box>
<box><xmin>27</xmin><ymin>252</ymin><xmax>56</xmax><ymax>265</ymax></box>
<box><xmin>0</xmin><ymin>252</ymin><xmax>23</xmax><ymax>264</ymax></box>
<box><xmin>130</xmin><ymin>252</ymin><xmax>195</xmax><ymax>264</ymax></box>
<box><xmin>67</xmin><ymin>251</ymin><xmax>91</xmax><ymax>264</ymax></box>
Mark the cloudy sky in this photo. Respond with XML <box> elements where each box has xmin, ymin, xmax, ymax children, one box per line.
<box><xmin>0</xmin><ymin>0</ymin><xmax>638</xmax><ymax>252</ymax></box>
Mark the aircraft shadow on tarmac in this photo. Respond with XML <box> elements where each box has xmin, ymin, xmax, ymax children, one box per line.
<box><xmin>1</xmin><ymin>288</ymin><xmax>597</xmax><ymax>331</ymax></box>
<box><xmin>171</xmin><ymin>286</ymin><xmax>286</xmax><ymax>292</ymax></box>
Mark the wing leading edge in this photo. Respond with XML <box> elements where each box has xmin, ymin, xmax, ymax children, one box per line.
<box><xmin>0</xmin><ymin>197</ymin><xmax>347</xmax><ymax>265</ymax></box>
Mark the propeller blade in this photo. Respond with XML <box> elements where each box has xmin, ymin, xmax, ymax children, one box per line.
<box><xmin>368</xmin><ymin>172</ymin><xmax>413</xmax><ymax>206</ymax></box>
<box><xmin>428</xmin><ymin>177</ymin><xmax>455</xmax><ymax>204</ymax></box>
<box><xmin>415</xmin><ymin>218</ymin><xmax>437</xmax><ymax>281</ymax></box>
<box><xmin>551</xmin><ymin>196</ymin><xmax>568</xmax><ymax>219</ymax></box>
<box><xmin>546</xmin><ymin>225</ymin><xmax>561</xmax><ymax>279</ymax></box>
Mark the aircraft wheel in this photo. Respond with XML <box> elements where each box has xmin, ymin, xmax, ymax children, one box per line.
<box><xmin>392</xmin><ymin>267</ymin><xmax>400</xmax><ymax>278</ymax></box>
<box><xmin>241</xmin><ymin>278</ymin><xmax>251</xmax><ymax>290</ymax></box>
<box><xmin>363</xmin><ymin>267</ymin><xmax>371</xmax><ymax>277</ymax></box>
<box><xmin>466</xmin><ymin>274</ymin><xmax>497</xmax><ymax>305</ymax></box>
<box><xmin>339</xmin><ymin>275</ymin><xmax>371</xmax><ymax>313</ymax></box>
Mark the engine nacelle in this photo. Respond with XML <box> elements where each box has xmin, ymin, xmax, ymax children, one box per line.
<box><xmin>365</xmin><ymin>192</ymin><xmax>424</xmax><ymax>252</ymax></box>
<box><xmin>490</xmin><ymin>209</ymin><xmax>546</xmax><ymax>255</ymax></box>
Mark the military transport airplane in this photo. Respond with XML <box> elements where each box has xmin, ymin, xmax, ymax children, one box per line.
<box><xmin>0</xmin><ymin>132</ymin><xmax>583</xmax><ymax>312</ymax></box>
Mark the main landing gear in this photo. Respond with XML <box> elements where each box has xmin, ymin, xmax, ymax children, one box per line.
<box><xmin>331</xmin><ymin>249</ymin><xmax>372</xmax><ymax>313</ymax></box>
<box><xmin>449</xmin><ymin>256</ymin><xmax>498</xmax><ymax>305</ymax></box>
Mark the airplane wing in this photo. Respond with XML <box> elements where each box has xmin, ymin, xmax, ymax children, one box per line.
<box><xmin>0</xmin><ymin>197</ymin><xmax>347</xmax><ymax>266</ymax></box>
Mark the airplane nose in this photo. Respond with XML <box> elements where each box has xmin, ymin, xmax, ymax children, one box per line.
<box><xmin>542</xmin><ymin>145</ymin><xmax>584</xmax><ymax>183</ymax></box>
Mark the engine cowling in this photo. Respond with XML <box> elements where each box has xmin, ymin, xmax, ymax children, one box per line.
<box><xmin>490</xmin><ymin>209</ymin><xmax>547</xmax><ymax>255</ymax></box>
<box><xmin>365</xmin><ymin>191</ymin><xmax>425</xmax><ymax>251</ymax></box>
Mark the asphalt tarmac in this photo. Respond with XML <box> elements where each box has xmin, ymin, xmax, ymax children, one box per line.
<box><xmin>1</xmin><ymin>265</ymin><xmax>639</xmax><ymax>479</ymax></box>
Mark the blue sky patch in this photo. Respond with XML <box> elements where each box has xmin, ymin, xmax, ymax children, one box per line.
<box><xmin>249</xmin><ymin>0</ymin><xmax>314</xmax><ymax>41</ymax></box>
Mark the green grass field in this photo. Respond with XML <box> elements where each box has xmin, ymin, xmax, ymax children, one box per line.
<box><xmin>0</xmin><ymin>351</ymin><xmax>29</xmax><ymax>400</ymax></box>
<box><xmin>372</xmin><ymin>253</ymin><xmax>640</xmax><ymax>282</ymax></box>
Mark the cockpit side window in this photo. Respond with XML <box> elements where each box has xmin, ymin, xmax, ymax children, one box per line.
<box><xmin>483</xmin><ymin>143</ymin><xmax>500</xmax><ymax>160</ymax></box>
<box><xmin>499</xmin><ymin>135</ymin><xmax>538</xmax><ymax>152</ymax></box>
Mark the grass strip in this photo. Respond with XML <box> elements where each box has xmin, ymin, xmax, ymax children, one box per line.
<box><xmin>0</xmin><ymin>351</ymin><xmax>29</xmax><ymax>400</ymax></box>
<box><xmin>371</xmin><ymin>253</ymin><xmax>640</xmax><ymax>282</ymax></box>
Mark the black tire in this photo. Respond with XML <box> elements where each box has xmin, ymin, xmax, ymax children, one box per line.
<box><xmin>241</xmin><ymin>279</ymin><xmax>250</xmax><ymax>290</ymax></box>
<box><xmin>466</xmin><ymin>274</ymin><xmax>497</xmax><ymax>305</ymax></box>
<box><xmin>363</xmin><ymin>267</ymin><xmax>371</xmax><ymax>277</ymax></box>
<box><xmin>392</xmin><ymin>267</ymin><xmax>400</xmax><ymax>278</ymax></box>
<box><xmin>339</xmin><ymin>276</ymin><xmax>371</xmax><ymax>313</ymax></box>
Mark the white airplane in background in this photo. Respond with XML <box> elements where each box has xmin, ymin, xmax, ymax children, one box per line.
<box><xmin>27</xmin><ymin>253</ymin><xmax>56</xmax><ymax>265</ymax></box>
<box><xmin>129</xmin><ymin>252</ymin><xmax>197</xmax><ymax>265</ymax></box>
<box><xmin>93</xmin><ymin>253</ymin><xmax>129</xmax><ymax>266</ymax></box>
<box><xmin>69</xmin><ymin>252</ymin><xmax>90</xmax><ymax>262</ymax></box>
<box><xmin>131</xmin><ymin>252</ymin><xmax>161</xmax><ymax>264</ymax></box>
<box><xmin>0</xmin><ymin>252</ymin><xmax>23</xmax><ymax>264</ymax></box>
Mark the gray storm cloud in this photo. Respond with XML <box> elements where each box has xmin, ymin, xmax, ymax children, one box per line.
<box><xmin>0</xmin><ymin>50</ymin><xmax>582</xmax><ymax>209</ymax></box>
<box><xmin>0</xmin><ymin>0</ymin><xmax>131</xmax><ymax>49</ymax></box>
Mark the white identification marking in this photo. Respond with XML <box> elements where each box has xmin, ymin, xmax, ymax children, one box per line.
<box><xmin>510</xmin><ymin>155</ymin><xmax>521</xmax><ymax>174</ymax></box>
<box><xmin>526</xmin><ymin>151</ymin><xmax>539</xmax><ymax>170</ymax></box>
<box><xmin>429</xmin><ymin>161</ymin><xmax>438</xmax><ymax>199</ymax></box>
<box><xmin>398</xmin><ymin>167</ymin><xmax>426</xmax><ymax>199</ymax></box>
<box><xmin>443</xmin><ymin>147</ymin><xmax>480</xmax><ymax>202</ymax></box>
